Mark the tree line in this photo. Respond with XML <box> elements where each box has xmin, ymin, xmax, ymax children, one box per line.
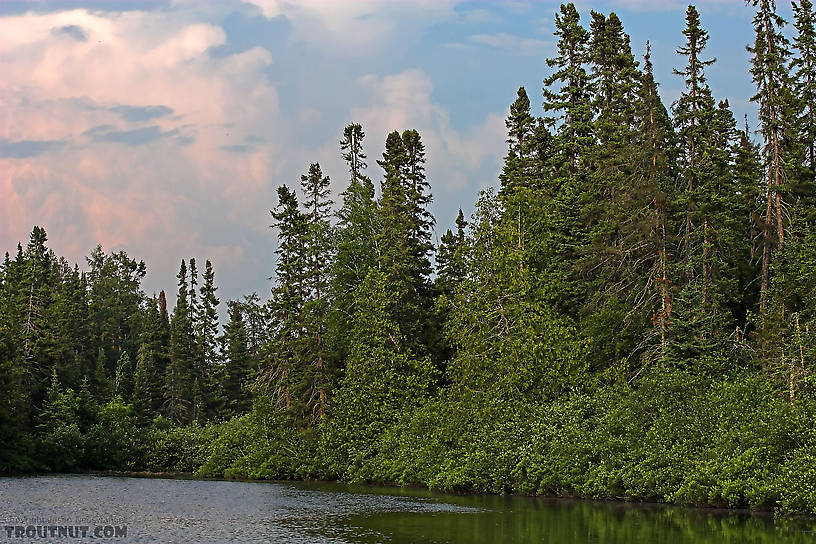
<box><xmin>2</xmin><ymin>1</ymin><xmax>816</xmax><ymax>513</ymax></box>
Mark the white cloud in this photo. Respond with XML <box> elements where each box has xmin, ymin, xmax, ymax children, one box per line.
<box><xmin>0</xmin><ymin>8</ymin><xmax>279</xmax><ymax>298</ymax></box>
<box><xmin>469</xmin><ymin>32</ymin><xmax>552</xmax><ymax>55</ymax></box>
<box><xmin>242</xmin><ymin>0</ymin><xmax>459</xmax><ymax>53</ymax></box>
<box><xmin>0</xmin><ymin>3</ymin><xmax>507</xmax><ymax>302</ymax></box>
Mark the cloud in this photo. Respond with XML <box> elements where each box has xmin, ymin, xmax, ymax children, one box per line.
<box><xmin>468</xmin><ymin>32</ymin><xmax>552</xmax><ymax>55</ymax></box>
<box><xmin>50</xmin><ymin>24</ymin><xmax>87</xmax><ymax>40</ymax></box>
<box><xmin>0</xmin><ymin>2</ymin><xmax>506</xmax><ymax>305</ymax></box>
<box><xmin>111</xmin><ymin>104</ymin><xmax>173</xmax><ymax>122</ymax></box>
<box><xmin>0</xmin><ymin>7</ymin><xmax>279</xmax><ymax>301</ymax></box>
<box><xmin>241</xmin><ymin>0</ymin><xmax>459</xmax><ymax>53</ymax></box>
<box><xmin>83</xmin><ymin>124</ymin><xmax>180</xmax><ymax>145</ymax></box>
<box><xmin>219</xmin><ymin>144</ymin><xmax>254</xmax><ymax>153</ymax></box>
<box><xmin>0</xmin><ymin>138</ymin><xmax>65</xmax><ymax>158</ymax></box>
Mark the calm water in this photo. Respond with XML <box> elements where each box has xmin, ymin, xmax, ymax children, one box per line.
<box><xmin>0</xmin><ymin>475</ymin><xmax>814</xmax><ymax>543</ymax></box>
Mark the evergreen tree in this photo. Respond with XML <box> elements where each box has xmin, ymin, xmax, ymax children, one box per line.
<box><xmin>330</xmin><ymin>123</ymin><xmax>381</xmax><ymax>366</ymax></box>
<box><xmin>543</xmin><ymin>2</ymin><xmax>594</xmax><ymax>179</ymax></box>
<box><xmin>747</xmin><ymin>0</ymin><xmax>795</xmax><ymax>313</ymax></box>
<box><xmin>223</xmin><ymin>301</ymin><xmax>252</xmax><ymax>416</ymax></box>
<box><xmin>132</xmin><ymin>343</ymin><xmax>158</xmax><ymax>426</ymax></box>
<box><xmin>93</xmin><ymin>347</ymin><xmax>111</xmax><ymax>403</ymax></box>
<box><xmin>668</xmin><ymin>5</ymin><xmax>746</xmax><ymax>366</ymax></box>
<box><xmin>624</xmin><ymin>42</ymin><xmax>675</xmax><ymax>364</ymax></box>
<box><xmin>268</xmin><ymin>185</ymin><xmax>308</xmax><ymax>414</ymax></box>
<box><xmin>301</xmin><ymin>162</ymin><xmax>333</xmax><ymax>420</ymax></box>
<box><xmin>198</xmin><ymin>260</ymin><xmax>220</xmax><ymax>418</ymax></box>
<box><xmin>164</xmin><ymin>260</ymin><xmax>194</xmax><ymax>424</ymax></box>
<box><xmin>434</xmin><ymin>209</ymin><xmax>469</xmax><ymax>366</ymax></box>
<box><xmin>673</xmin><ymin>4</ymin><xmax>717</xmax><ymax>278</ymax></box>
<box><xmin>376</xmin><ymin>130</ymin><xmax>435</xmax><ymax>352</ymax></box>
<box><xmin>792</xmin><ymin>0</ymin><xmax>816</xmax><ymax>181</ymax></box>
<box><xmin>435</xmin><ymin>209</ymin><xmax>469</xmax><ymax>299</ymax></box>
<box><xmin>113</xmin><ymin>351</ymin><xmax>132</xmax><ymax>402</ymax></box>
<box><xmin>580</xmin><ymin>10</ymin><xmax>643</xmax><ymax>369</ymax></box>
<box><xmin>86</xmin><ymin>246</ymin><xmax>146</xmax><ymax>365</ymax></box>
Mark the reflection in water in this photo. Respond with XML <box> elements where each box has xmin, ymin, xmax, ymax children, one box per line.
<box><xmin>0</xmin><ymin>476</ymin><xmax>813</xmax><ymax>543</ymax></box>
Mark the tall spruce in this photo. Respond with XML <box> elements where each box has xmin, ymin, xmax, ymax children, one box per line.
<box><xmin>301</xmin><ymin>162</ymin><xmax>333</xmax><ymax>420</ymax></box>
<box><xmin>330</xmin><ymin>123</ymin><xmax>381</xmax><ymax>366</ymax></box>
<box><xmin>747</xmin><ymin>0</ymin><xmax>794</xmax><ymax>313</ymax></box>
<box><xmin>198</xmin><ymin>259</ymin><xmax>220</xmax><ymax>418</ymax></box>
<box><xmin>267</xmin><ymin>185</ymin><xmax>308</xmax><ymax>414</ymax></box>
<box><xmin>164</xmin><ymin>260</ymin><xmax>194</xmax><ymax>424</ymax></box>
<box><xmin>543</xmin><ymin>2</ymin><xmax>593</xmax><ymax>179</ymax></box>
<box><xmin>223</xmin><ymin>301</ymin><xmax>253</xmax><ymax>416</ymax></box>
<box><xmin>376</xmin><ymin>130</ymin><xmax>434</xmax><ymax>352</ymax></box>
<box><xmin>792</xmin><ymin>0</ymin><xmax>816</xmax><ymax>181</ymax></box>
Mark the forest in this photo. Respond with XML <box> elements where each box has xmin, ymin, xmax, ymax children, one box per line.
<box><xmin>2</xmin><ymin>0</ymin><xmax>816</xmax><ymax>515</ymax></box>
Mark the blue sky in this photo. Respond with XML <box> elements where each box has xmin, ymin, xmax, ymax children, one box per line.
<box><xmin>0</xmin><ymin>0</ymin><xmax>792</xmax><ymax>306</ymax></box>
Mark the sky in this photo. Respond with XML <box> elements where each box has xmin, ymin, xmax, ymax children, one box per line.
<box><xmin>0</xmin><ymin>0</ymin><xmax>795</xmax><ymax>306</ymax></box>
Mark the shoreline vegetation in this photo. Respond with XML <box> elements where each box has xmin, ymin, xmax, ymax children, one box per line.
<box><xmin>3</xmin><ymin>2</ymin><xmax>816</xmax><ymax>516</ymax></box>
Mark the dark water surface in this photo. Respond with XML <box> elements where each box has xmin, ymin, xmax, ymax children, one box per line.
<box><xmin>0</xmin><ymin>475</ymin><xmax>813</xmax><ymax>543</ymax></box>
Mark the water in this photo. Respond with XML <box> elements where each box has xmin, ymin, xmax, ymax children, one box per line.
<box><xmin>0</xmin><ymin>475</ymin><xmax>813</xmax><ymax>543</ymax></box>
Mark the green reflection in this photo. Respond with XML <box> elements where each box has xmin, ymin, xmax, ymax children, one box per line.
<box><xmin>299</xmin><ymin>484</ymin><xmax>816</xmax><ymax>544</ymax></box>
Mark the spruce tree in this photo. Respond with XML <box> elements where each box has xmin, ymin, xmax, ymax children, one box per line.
<box><xmin>113</xmin><ymin>351</ymin><xmax>132</xmax><ymax>402</ymax></box>
<box><xmin>223</xmin><ymin>301</ymin><xmax>252</xmax><ymax>416</ymax></box>
<box><xmin>322</xmin><ymin>269</ymin><xmax>436</xmax><ymax>476</ymax></box>
<box><xmin>330</xmin><ymin>123</ymin><xmax>381</xmax><ymax>366</ymax></box>
<box><xmin>543</xmin><ymin>2</ymin><xmax>593</xmax><ymax>179</ymax></box>
<box><xmin>268</xmin><ymin>185</ymin><xmax>308</xmax><ymax>413</ymax></box>
<box><xmin>132</xmin><ymin>343</ymin><xmax>158</xmax><ymax>426</ymax></box>
<box><xmin>626</xmin><ymin>42</ymin><xmax>675</xmax><ymax>364</ymax></box>
<box><xmin>93</xmin><ymin>346</ymin><xmax>111</xmax><ymax>402</ymax></box>
<box><xmin>747</xmin><ymin>0</ymin><xmax>795</xmax><ymax>313</ymax></box>
<box><xmin>198</xmin><ymin>260</ymin><xmax>220</xmax><ymax>418</ymax></box>
<box><xmin>792</xmin><ymin>0</ymin><xmax>816</xmax><ymax>181</ymax></box>
<box><xmin>301</xmin><ymin>162</ymin><xmax>333</xmax><ymax>420</ymax></box>
<box><xmin>435</xmin><ymin>209</ymin><xmax>468</xmax><ymax>299</ymax></box>
<box><xmin>580</xmin><ymin>10</ymin><xmax>643</xmax><ymax>369</ymax></box>
<box><xmin>164</xmin><ymin>260</ymin><xmax>194</xmax><ymax>424</ymax></box>
<box><xmin>673</xmin><ymin>4</ymin><xmax>717</xmax><ymax>279</ymax></box>
<box><xmin>376</xmin><ymin>130</ymin><xmax>435</xmax><ymax>352</ymax></box>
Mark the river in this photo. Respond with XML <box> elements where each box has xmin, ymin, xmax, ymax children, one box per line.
<box><xmin>0</xmin><ymin>475</ymin><xmax>813</xmax><ymax>543</ymax></box>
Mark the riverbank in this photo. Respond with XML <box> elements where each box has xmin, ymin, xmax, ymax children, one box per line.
<box><xmin>7</xmin><ymin>371</ymin><xmax>816</xmax><ymax>517</ymax></box>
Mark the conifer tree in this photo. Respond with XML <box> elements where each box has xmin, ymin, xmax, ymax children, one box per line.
<box><xmin>376</xmin><ymin>130</ymin><xmax>435</xmax><ymax>351</ymax></box>
<box><xmin>673</xmin><ymin>4</ymin><xmax>717</xmax><ymax>280</ymax></box>
<box><xmin>747</xmin><ymin>0</ymin><xmax>795</xmax><ymax>313</ymax></box>
<box><xmin>668</xmin><ymin>5</ymin><xmax>745</xmax><ymax>366</ymax></box>
<box><xmin>499</xmin><ymin>87</ymin><xmax>540</xmax><ymax>276</ymax></box>
<box><xmin>792</xmin><ymin>0</ymin><xmax>816</xmax><ymax>181</ymax></box>
<box><xmin>164</xmin><ymin>260</ymin><xmax>194</xmax><ymax>424</ymax></box>
<box><xmin>330</xmin><ymin>123</ymin><xmax>381</xmax><ymax>365</ymax></box>
<box><xmin>626</xmin><ymin>42</ymin><xmax>675</xmax><ymax>363</ymax></box>
<box><xmin>93</xmin><ymin>347</ymin><xmax>111</xmax><ymax>403</ymax></box>
<box><xmin>113</xmin><ymin>351</ymin><xmax>132</xmax><ymax>402</ymax></box>
<box><xmin>132</xmin><ymin>343</ymin><xmax>158</xmax><ymax>426</ymax></box>
<box><xmin>435</xmin><ymin>209</ymin><xmax>469</xmax><ymax>300</ymax></box>
<box><xmin>301</xmin><ymin>162</ymin><xmax>333</xmax><ymax>420</ymax></box>
<box><xmin>322</xmin><ymin>269</ymin><xmax>436</xmax><ymax>475</ymax></box>
<box><xmin>268</xmin><ymin>185</ymin><xmax>308</xmax><ymax>413</ymax></box>
<box><xmin>543</xmin><ymin>2</ymin><xmax>593</xmax><ymax>179</ymax></box>
<box><xmin>198</xmin><ymin>260</ymin><xmax>220</xmax><ymax>418</ymax></box>
<box><xmin>223</xmin><ymin>301</ymin><xmax>252</xmax><ymax>416</ymax></box>
<box><xmin>580</xmin><ymin>10</ymin><xmax>643</xmax><ymax>368</ymax></box>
